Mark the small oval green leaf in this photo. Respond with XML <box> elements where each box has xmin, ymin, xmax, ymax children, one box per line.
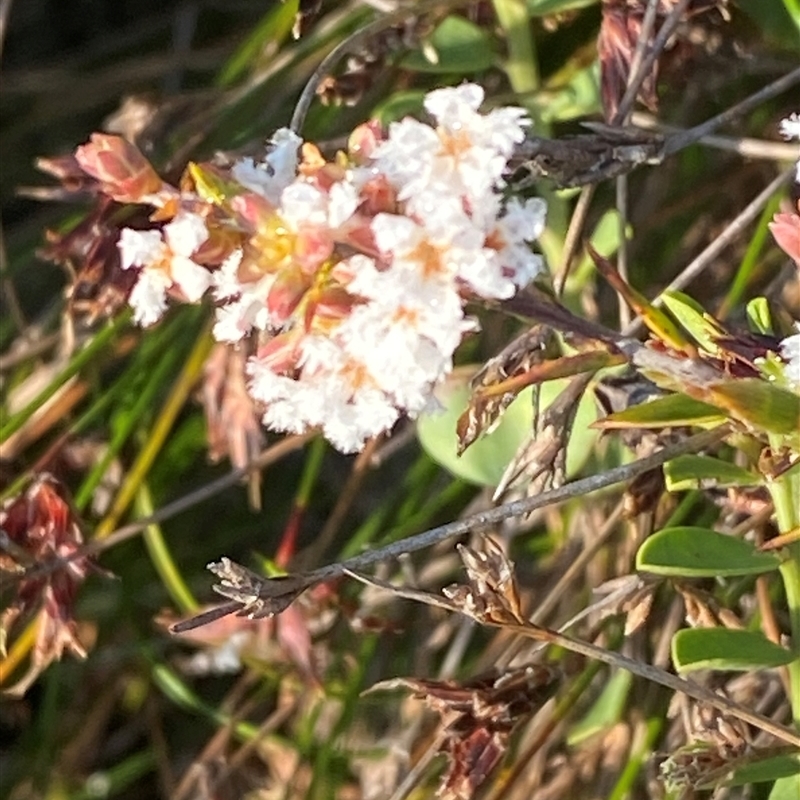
<box><xmin>715</xmin><ymin>753</ymin><xmax>800</xmax><ymax>789</ymax></box>
<box><xmin>636</xmin><ymin>527</ymin><xmax>781</xmax><ymax>577</ymax></box>
<box><xmin>672</xmin><ymin>628</ymin><xmax>796</xmax><ymax>673</ymax></box>
<box><xmin>664</xmin><ymin>455</ymin><xmax>761</xmax><ymax>492</ymax></box>
<box><xmin>594</xmin><ymin>394</ymin><xmax>724</xmax><ymax>429</ymax></box>
<box><xmin>661</xmin><ymin>291</ymin><xmax>725</xmax><ymax>355</ymax></box>
<box><xmin>768</xmin><ymin>774</ymin><xmax>800</xmax><ymax>800</ymax></box>
<box><xmin>417</xmin><ymin>371</ymin><xmax>597</xmax><ymax>487</ymax></box>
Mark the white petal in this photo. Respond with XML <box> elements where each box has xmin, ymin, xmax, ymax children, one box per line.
<box><xmin>327</xmin><ymin>181</ymin><xmax>359</xmax><ymax>228</ymax></box>
<box><xmin>213</xmin><ymin>249</ymin><xmax>244</xmax><ymax>301</ymax></box>
<box><xmin>231</xmin><ymin>129</ymin><xmax>301</xmax><ymax>205</ymax></box>
<box><xmin>279</xmin><ymin>181</ymin><xmax>328</xmax><ymax>228</ymax></box>
<box><xmin>779</xmin><ymin>113</ymin><xmax>800</xmax><ymax>141</ymax></box>
<box><xmin>129</xmin><ymin>270</ymin><xmax>170</xmax><ymax>326</ymax></box>
<box><xmin>780</xmin><ymin>323</ymin><xmax>800</xmax><ymax>386</ymax></box>
<box><xmin>118</xmin><ymin>228</ymin><xmax>163</xmax><ymax>269</ymax></box>
<box><xmin>424</xmin><ymin>83</ymin><xmax>484</xmax><ymax>125</ymax></box>
<box><xmin>165</xmin><ymin>212</ymin><xmax>209</xmax><ymax>257</ymax></box>
<box><xmin>171</xmin><ymin>255</ymin><xmax>211</xmax><ymax>302</ymax></box>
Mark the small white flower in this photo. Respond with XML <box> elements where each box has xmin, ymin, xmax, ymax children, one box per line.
<box><xmin>118</xmin><ymin>212</ymin><xmax>211</xmax><ymax>325</ymax></box>
<box><xmin>780</xmin><ymin>323</ymin><xmax>800</xmax><ymax>386</ymax></box>
<box><xmin>279</xmin><ymin>180</ymin><xmax>359</xmax><ymax>232</ymax></box>
<box><xmin>119</xmin><ymin>228</ymin><xmax>162</xmax><ymax>269</ymax></box>
<box><xmin>779</xmin><ymin>113</ymin><xmax>800</xmax><ymax>141</ymax></box>
<box><xmin>164</xmin><ymin>212</ymin><xmax>209</xmax><ymax>260</ymax></box>
<box><xmin>212</xmin><ymin>250</ymin><xmax>274</xmax><ymax>342</ymax></box>
<box><xmin>232</xmin><ymin>128</ymin><xmax>301</xmax><ymax>205</ymax></box>
<box><xmin>371</xmin><ymin>118</ymin><xmax>440</xmax><ymax>196</ymax></box>
<box><xmin>492</xmin><ymin>196</ymin><xmax>548</xmax><ymax>288</ymax></box>
<box><xmin>128</xmin><ymin>268</ymin><xmax>171</xmax><ymax>327</ymax></box>
<box><xmin>500</xmin><ymin>197</ymin><xmax>548</xmax><ymax>243</ymax></box>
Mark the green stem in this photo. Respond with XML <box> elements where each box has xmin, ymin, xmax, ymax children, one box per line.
<box><xmin>95</xmin><ymin>323</ymin><xmax>213</xmax><ymax>538</ymax></box>
<box><xmin>780</xmin><ymin>550</ymin><xmax>800</xmax><ymax>727</ymax></box>
<box><xmin>492</xmin><ymin>0</ymin><xmax>539</xmax><ymax>96</ymax></box>
<box><xmin>769</xmin><ymin>464</ymin><xmax>800</xmax><ymax>728</ymax></box>
<box><xmin>75</xmin><ymin>340</ymin><xmax>184</xmax><ymax>511</ymax></box>
<box><xmin>136</xmin><ymin>482</ymin><xmax>198</xmax><ymax>614</ymax></box>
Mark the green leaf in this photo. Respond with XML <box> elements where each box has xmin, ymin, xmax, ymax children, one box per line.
<box><xmin>664</xmin><ymin>455</ymin><xmax>761</xmax><ymax>492</ymax></box>
<box><xmin>401</xmin><ymin>16</ymin><xmax>495</xmax><ymax>74</ymax></box>
<box><xmin>417</xmin><ymin>371</ymin><xmax>597</xmax><ymax>486</ymax></box>
<box><xmin>714</xmin><ymin>753</ymin><xmax>800</xmax><ymax>790</ymax></box>
<box><xmin>661</xmin><ymin>291</ymin><xmax>725</xmax><ymax>355</ymax></box>
<box><xmin>672</xmin><ymin>628</ymin><xmax>796</xmax><ymax>673</ymax></box>
<box><xmin>747</xmin><ymin>297</ymin><xmax>775</xmax><ymax>335</ymax></box>
<box><xmin>527</xmin><ymin>0</ymin><xmax>598</xmax><ymax>14</ymax></box>
<box><xmin>769</xmin><ymin>774</ymin><xmax>800</xmax><ymax>800</ymax></box>
<box><xmin>567</xmin><ymin>670</ymin><xmax>632</xmax><ymax>745</ymax></box>
<box><xmin>532</xmin><ymin>61</ymin><xmax>602</xmax><ymax>123</ymax></box>
<box><xmin>594</xmin><ymin>393</ymin><xmax>724</xmax><ymax>429</ymax></box>
<box><xmin>708</xmin><ymin>379</ymin><xmax>800</xmax><ymax>436</ymax></box>
<box><xmin>636</xmin><ymin>527</ymin><xmax>781</xmax><ymax>577</ymax></box>
<box><xmin>738</xmin><ymin>0</ymin><xmax>800</xmax><ymax>43</ymax></box>
<box><xmin>216</xmin><ymin>0</ymin><xmax>297</xmax><ymax>86</ymax></box>
<box><xmin>373</xmin><ymin>90</ymin><xmax>426</xmax><ymax>125</ymax></box>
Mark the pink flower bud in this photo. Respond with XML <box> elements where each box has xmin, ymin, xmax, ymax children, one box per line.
<box><xmin>256</xmin><ymin>332</ymin><xmax>301</xmax><ymax>373</ymax></box>
<box><xmin>74</xmin><ymin>134</ymin><xmax>162</xmax><ymax>202</ymax></box>
<box><xmin>770</xmin><ymin>211</ymin><xmax>800</xmax><ymax>266</ymax></box>
<box><xmin>348</xmin><ymin>120</ymin><xmax>385</xmax><ymax>162</ymax></box>
<box><xmin>267</xmin><ymin>267</ymin><xmax>312</xmax><ymax>323</ymax></box>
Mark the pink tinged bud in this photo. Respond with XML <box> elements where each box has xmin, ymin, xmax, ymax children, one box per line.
<box><xmin>306</xmin><ymin>286</ymin><xmax>355</xmax><ymax>327</ymax></box>
<box><xmin>256</xmin><ymin>332</ymin><xmax>301</xmax><ymax>373</ymax></box>
<box><xmin>358</xmin><ymin>174</ymin><xmax>397</xmax><ymax>216</ymax></box>
<box><xmin>74</xmin><ymin>134</ymin><xmax>162</xmax><ymax>202</ymax></box>
<box><xmin>293</xmin><ymin>228</ymin><xmax>334</xmax><ymax>272</ymax></box>
<box><xmin>267</xmin><ymin>267</ymin><xmax>312</xmax><ymax>322</ymax></box>
<box><xmin>348</xmin><ymin>120</ymin><xmax>385</xmax><ymax>162</ymax></box>
<box><xmin>343</xmin><ymin>222</ymin><xmax>380</xmax><ymax>259</ymax></box>
<box><xmin>770</xmin><ymin>212</ymin><xmax>800</xmax><ymax>265</ymax></box>
<box><xmin>231</xmin><ymin>193</ymin><xmax>277</xmax><ymax>227</ymax></box>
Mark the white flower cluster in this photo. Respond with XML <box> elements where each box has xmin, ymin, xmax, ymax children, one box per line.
<box><xmin>114</xmin><ymin>84</ymin><xmax>547</xmax><ymax>452</ymax></box>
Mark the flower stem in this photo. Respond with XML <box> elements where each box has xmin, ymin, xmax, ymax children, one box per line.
<box><xmin>492</xmin><ymin>0</ymin><xmax>539</xmax><ymax>97</ymax></box>
<box><xmin>136</xmin><ymin>482</ymin><xmax>198</xmax><ymax>615</ymax></box>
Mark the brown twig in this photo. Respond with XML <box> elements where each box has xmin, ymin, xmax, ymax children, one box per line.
<box><xmin>621</xmin><ymin>168</ymin><xmax>795</xmax><ymax>337</ymax></box>
<box><xmin>345</xmin><ymin>572</ymin><xmax>800</xmax><ymax>749</ymax></box>
<box><xmin>172</xmin><ymin>426</ymin><xmax>729</xmax><ymax>633</ymax></box>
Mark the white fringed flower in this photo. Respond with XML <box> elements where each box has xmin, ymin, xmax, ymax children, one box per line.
<box><xmin>231</xmin><ymin>128</ymin><xmax>302</xmax><ymax>205</ymax></box>
<box><xmin>118</xmin><ymin>212</ymin><xmax>211</xmax><ymax>326</ymax></box>
<box><xmin>115</xmin><ymin>83</ymin><xmax>549</xmax><ymax>452</ymax></box>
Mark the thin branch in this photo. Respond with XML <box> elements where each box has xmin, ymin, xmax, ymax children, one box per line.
<box><xmin>290</xmin><ymin>0</ymin><xmax>455</xmax><ymax>133</ymax></box>
<box><xmin>0</xmin><ymin>433</ymin><xmax>313</xmax><ymax>592</ymax></box>
<box><xmin>171</xmin><ymin>426</ymin><xmax>729</xmax><ymax>634</ymax></box>
<box><xmin>554</xmin><ymin>185</ymin><xmax>595</xmax><ymax>296</ymax></box>
<box><xmin>662</xmin><ymin>67</ymin><xmax>800</xmax><ymax>158</ymax></box>
<box><xmin>345</xmin><ymin>574</ymin><xmax>800</xmax><ymax>749</ymax></box>
<box><xmin>622</xmin><ymin>0</ymin><xmax>661</xmax><ymax>117</ymax></box>
<box><xmin>631</xmin><ymin>112</ymin><xmax>800</xmax><ymax>162</ymax></box>
<box><xmin>613</xmin><ymin>0</ymin><xmax>692</xmax><ymax>125</ymax></box>
<box><xmin>622</xmin><ymin>168</ymin><xmax>794</xmax><ymax>337</ymax></box>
